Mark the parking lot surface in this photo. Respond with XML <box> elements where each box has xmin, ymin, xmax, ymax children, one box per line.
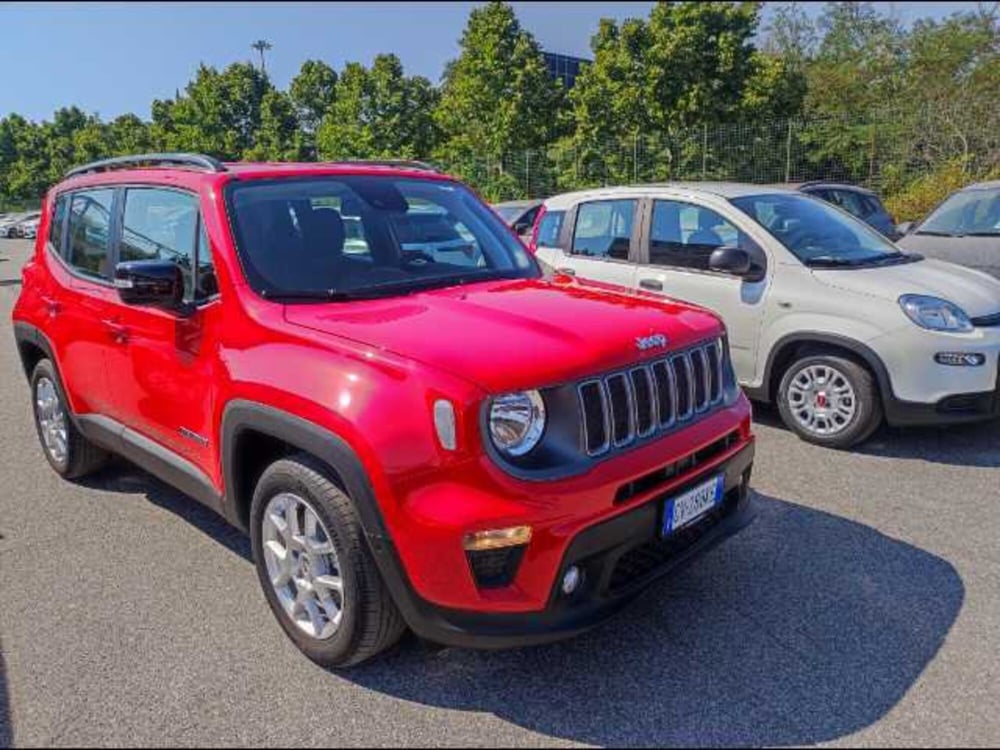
<box><xmin>0</xmin><ymin>238</ymin><xmax>998</xmax><ymax>747</ymax></box>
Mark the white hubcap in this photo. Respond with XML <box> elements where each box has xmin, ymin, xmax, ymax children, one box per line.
<box><xmin>787</xmin><ymin>364</ymin><xmax>858</xmax><ymax>436</ymax></box>
<box><xmin>262</xmin><ymin>493</ymin><xmax>345</xmax><ymax>640</ymax></box>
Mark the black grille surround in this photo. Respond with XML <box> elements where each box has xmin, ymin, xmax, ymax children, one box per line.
<box><xmin>578</xmin><ymin>338</ymin><xmax>727</xmax><ymax>458</ymax></box>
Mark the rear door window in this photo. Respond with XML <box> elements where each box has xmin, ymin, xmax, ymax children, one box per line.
<box><xmin>571</xmin><ymin>199</ymin><xmax>635</xmax><ymax>260</ymax></box>
<box><xmin>66</xmin><ymin>189</ymin><xmax>115</xmax><ymax>279</ymax></box>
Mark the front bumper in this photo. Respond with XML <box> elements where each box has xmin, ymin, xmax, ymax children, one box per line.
<box><xmin>371</xmin><ymin>439</ymin><xmax>755</xmax><ymax>649</ymax></box>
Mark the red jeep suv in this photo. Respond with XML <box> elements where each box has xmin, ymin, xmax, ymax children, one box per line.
<box><xmin>12</xmin><ymin>153</ymin><xmax>756</xmax><ymax>667</ymax></box>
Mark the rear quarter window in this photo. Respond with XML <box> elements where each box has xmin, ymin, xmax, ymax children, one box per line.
<box><xmin>536</xmin><ymin>209</ymin><xmax>564</xmax><ymax>248</ymax></box>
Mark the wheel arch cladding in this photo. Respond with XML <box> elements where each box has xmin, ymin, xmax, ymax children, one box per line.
<box><xmin>13</xmin><ymin>322</ymin><xmax>54</xmax><ymax>381</ymax></box>
<box><xmin>220</xmin><ymin>400</ymin><xmax>390</xmax><ymax>542</ymax></box>
<box><xmin>764</xmin><ymin>333</ymin><xmax>893</xmax><ymax>405</ymax></box>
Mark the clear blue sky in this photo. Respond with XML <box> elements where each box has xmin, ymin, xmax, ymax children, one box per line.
<box><xmin>0</xmin><ymin>1</ymin><xmax>980</xmax><ymax>122</ymax></box>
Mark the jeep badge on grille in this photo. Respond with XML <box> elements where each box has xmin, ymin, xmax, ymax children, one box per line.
<box><xmin>635</xmin><ymin>333</ymin><xmax>668</xmax><ymax>351</ymax></box>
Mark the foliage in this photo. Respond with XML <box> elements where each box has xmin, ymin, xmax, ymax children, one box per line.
<box><xmin>884</xmin><ymin>160</ymin><xmax>1000</xmax><ymax>223</ymax></box>
<box><xmin>0</xmin><ymin>0</ymin><xmax>997</xmax><ymax>209</ymax></box>
<box><xmin>434</xmin><ymin>1</ymin><xmax>565</xmax><ymax>200</ymax></box>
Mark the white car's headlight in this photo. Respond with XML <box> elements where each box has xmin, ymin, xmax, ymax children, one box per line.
<box><xmin>488</xmin><ymin>390</ymin><xmax>546</xmax><ymax>456</ymax></box>
<box><xmin>899</xmin><ymin>295</ymin><xmax>973</xmax><ymax>333</ymax></box>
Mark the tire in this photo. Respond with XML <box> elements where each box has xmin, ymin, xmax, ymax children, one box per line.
<box><xmin>777</xmin><ymin>353</ymin><xmax>883</xmax><ymax>449</ymax></box>
<box><xmin>250</xmin><ymin>453</ymin><xmax>406</xmax><ymax>668</ymax></box>
<box><xmin>30</xmin><ymin>358</ymin><xmax>109</xmax><ymax>478</ymax></box>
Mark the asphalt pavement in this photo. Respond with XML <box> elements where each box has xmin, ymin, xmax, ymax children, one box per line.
<box><xmin>0</xmin><ymin>238</ymin><xmax>998</xmax><ymax>747</ymax></box>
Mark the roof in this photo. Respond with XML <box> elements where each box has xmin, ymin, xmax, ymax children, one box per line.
<box><xmin>542</xmin><ymin>181</ymin><xmax>796</xmax><ymax>209</ymax></box>
<box><xmin>960</xmin><ymin>180</ymin><xmax>1000</xmax><ymax>191</ymax></box>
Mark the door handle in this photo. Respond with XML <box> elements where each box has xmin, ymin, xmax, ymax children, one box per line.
<box><xmin>101</xmin><ymin>318</ymin><xmax>129</xmax><ymax>344</ymax></box>
<box><xmin>556</xmin><ymin>267</ymin><xmax>576</xmax><ymax>276</ymax></box>
<box><xmin>639</xmin><ymin>278</ymin><xmax>663</xmax><ymax>291</ymax></box>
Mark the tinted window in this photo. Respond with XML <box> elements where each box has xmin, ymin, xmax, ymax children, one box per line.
<box><xmin>227</xmin><ymin>177</ymin><xmax>536</xmax><ymax>297</ymax></box>
<box><xmin>49</xmin><ymin>194</ymin><xmax>68</xmax><ymax>255</ymax></box>
<box><xmin>572</xmin><ymin>199</ymin><xmax>635</xmax><ymax>259</ymax></box>
<box><xmin>535</xmin><ymin>209</ymin><xmax>564</xmax><ymax>248</ymax></box>
<box><xmin>67</xmin><ymin>189</ymin><xmax>115</xmax><ymax>279</ymax></box>
<box><xmin>648</xmin><ymin>200</ymin><xmax>741</xmax><ymax>271</ymax></box>
<box><xmin>121</xmin><ymin>188</ymin><xmax>203</xmax><ymax>299</ymax></box>
<box><xmin>918</xmin><ymin>188</ymin><xmax>1000</xmax><ymax>237</ymax></box>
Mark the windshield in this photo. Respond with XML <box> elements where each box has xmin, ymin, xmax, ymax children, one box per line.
<box><xmin>227</xmin><ymin>177</ymin><xmax>538</xmax><ymax>299</ymax></box>
<box><xmin>730</xmin><ymin>193</ymin><xmax>907</xmax><ymax>267</ymax></box>
<box><xmin>916</xmin><ymin>188</ymin><xmax>1000</xmax><ymax>237</ymax></box>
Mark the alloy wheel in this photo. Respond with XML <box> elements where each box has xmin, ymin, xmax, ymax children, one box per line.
<box><xmin>261</xmin><ymin>492</ymin><xmax>345</xmax><ymax>640</ymax></box>
<box><xmin>35</xmin><ymin>376</ymin><xmax>68</xmax><ymax>464</ymax></box>
<box><xmin>786</xmin><ymin>363</ymin><xmax>858</xmax><ymax>437</ymax></box>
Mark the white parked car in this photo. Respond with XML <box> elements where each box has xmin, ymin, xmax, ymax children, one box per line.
<box><xmin>19</xmin><ymin>217</ymin><xmax>41</xmax><ymax>239</ymax></box>
<box><xmin>534</xmin><ymin>183</ymin><xmax>1000</xmax><ymax>448</ymax></box>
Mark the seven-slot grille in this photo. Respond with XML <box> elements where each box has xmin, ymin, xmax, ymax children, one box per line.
<box><xmin>578</xmin><ymin>339</ymin><xmax>726</xmax><ymax>456</ymax></box>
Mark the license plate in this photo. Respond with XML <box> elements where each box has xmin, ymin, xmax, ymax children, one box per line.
<box><xmin>662</xmin><ymin>475</ymin><xmax>724</xmax><ymax>537</ymax></box>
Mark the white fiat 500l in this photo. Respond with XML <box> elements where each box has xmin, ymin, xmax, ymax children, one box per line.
<box><xmin>534</xmin><ymin>184</ymin><xmax>1000</xmax><ymax>448</ymax></box>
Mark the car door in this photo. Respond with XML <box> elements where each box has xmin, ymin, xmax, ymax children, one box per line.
<box><xmin>102</xmin><ymin>186</ymin><xmax>223</xmax><ymax>469</ymax></box>
<box><xmin>633</xmin><ymin>198</ymin><xmax>770</xmax><ymax>382</ymax></box>
<box><xmin>535</xmin><ymin>198</ymin><xmax>639</xmax><ymax>288</ymax></box>
<box><xmin>44</xmin><ymin>188</ymin><xmax>120</xmax><ymax>416</ymax></box>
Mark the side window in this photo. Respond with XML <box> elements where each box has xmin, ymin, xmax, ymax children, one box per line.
<box><xmin>67</xmin><ymin>189</ymin><xmax>115</xmax><ymax>279</ymax></box>
<box><xmin>572</xmin><ymin>199</ymin><xmax>635</xmax><ymax>260</ymax></box>
<box><xmin>49</xmin><ymin>194</ymin><xmax>68</xmax><ymax>255</ymax></box>
<box><xmin>121</xmin><ymin>188</ymin><xmax>202</xmax><ymax>300</ymax></box>
<box><xmin>649</xmin><ymin>200</ymin><xmax>743</xmax><ymax>271</ymax></box>
<box><xmin>196</xmin><ymin>221</ymin><xmax>218</xmax><ymax>298</ymax></box>
<box><xmin>536</xmin><ymin>209</ymin><xmax>564</xmax><ymax>248</ymax></box>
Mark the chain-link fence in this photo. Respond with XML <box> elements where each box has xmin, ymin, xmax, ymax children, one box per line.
<box><xmin>440</xmin><ymin>106</ymin><xmax>1000</xmax><ymax>207</ymax></box>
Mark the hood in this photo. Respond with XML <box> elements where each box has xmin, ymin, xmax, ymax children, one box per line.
<box><xmin>284</xmin><ymin>277</ymin><xmax>723</xmax><ymax>392</ymax></box>
<box><xmin>811</xmin><ymin>258</ymin><xmax>1000</xmax><ymax>318</ymax></box>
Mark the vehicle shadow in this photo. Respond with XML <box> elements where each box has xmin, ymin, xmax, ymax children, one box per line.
<box><xmin>0</xmin><ymin>643</ymin><xmax>12</xmax><ymax>749</ymax></box>
<box><xmin>74</xmin><ymin>463</ymin><xmax>964</xmax><ymax>746</ymax></box>
<box><xmin>75</xmin><ymin>459</ymin><xmax>251</xmax><ymax>562</ymax></box>
<box><xmin>341</xmin><ymin>492</ymin><xmax>963</xmax><ymax>747</ymax></box>
<box><xmin>752</xmin><ymin>401</ymin><xmax>1000</xmax><ymax>468</ymax></box>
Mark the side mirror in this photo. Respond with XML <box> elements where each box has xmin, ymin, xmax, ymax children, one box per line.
<box><xmin>896</xmin><ymin>221</ymin><xmax>914</xmax><ymax>236</ymax></box>
<box><xmin>709</xmin><ymin>246</ymin><xmax>752</xmax><ymax>276</ymax></box>
<box><xmin>114</xmin><ymin>260</ymin><xmax>184</xmax><ymax>310</ymax></box>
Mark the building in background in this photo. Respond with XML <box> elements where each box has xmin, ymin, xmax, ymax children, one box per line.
<box><xmin>542</xmin><ymin>51</ymin><xmax>590</xmax><ymax>90</ymax></box>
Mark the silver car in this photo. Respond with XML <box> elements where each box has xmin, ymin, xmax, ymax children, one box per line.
<box><xmin>897</xmin><ymin>181</ymin><xmax>1000</xmax><ymax>279</ymax></box>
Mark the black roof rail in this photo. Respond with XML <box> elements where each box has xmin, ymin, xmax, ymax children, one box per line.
<box><xmin>340</xmin><ymin>159</ymin><xmax>440</xmax><ymax>173</ymax></box>
<box><xmin>65</xmin><ymin>152</ymin><xmax>227</xmax><ymax>179</ymax></box>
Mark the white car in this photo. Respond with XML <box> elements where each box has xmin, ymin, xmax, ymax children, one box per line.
<box><xmin>19</xmin><ymin>217</ymin><xmax>40</xmax><ymax>239</ymax></box>
<box><xmin>534</xmin><ymin>183</ymin><xmax>1000</xmax><ymax>448</ymax></box>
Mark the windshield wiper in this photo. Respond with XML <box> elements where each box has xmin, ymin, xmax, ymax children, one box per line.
<box><xmin>960</xmin><ymin>231</ymin><xmax>1000</xmax><ymax>237</ymax></box>
<box><xmin>803</xmin><ymin>256</ymin><xmax>865</xmax><ymax>267</ymax></box>
<box><xmin>259</xmin><ymin>270</ymin><xmax>526</xmax><ymax>303</ymax></box>
<box><xmin>914</xmin><ymin>230</ymin><xmax>958</xmax><ymax>237</ymax></box>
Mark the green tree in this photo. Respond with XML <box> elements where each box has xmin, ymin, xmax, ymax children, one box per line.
<box><xmin>154</xmin><ymin>62</ymin><xmax>272</xmax><ymax>159</ymax></box>
<box><xmin>434</xmin><ymin>1</ymin><xmax>564</xmax><ymax>199</ymax></box>
<box><xmin>107</xmin><ymin>113</ymin><xmax>152</xmax><ymax>155</ymax></box>
<box><xmin>316</xmin><ymin>54</ymin><xmax>439</xmax><ymax>161</ymax></box>
<box><xmin>289</xmin><ymin>60</ymin><xmax>337</xmax><ymax>156</ymax></box>
<box><xmin>246</xmin><ymin>90</ymin><xmax>304</xmax><ymax>161</ymax></box>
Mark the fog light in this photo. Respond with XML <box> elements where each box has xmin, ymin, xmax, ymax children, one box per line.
<box><xmin>934</xmin><ymin>352</ymin><xmax>986</xmax><ymax>367</ymax></box>
<box><xmin>561</xmin><ymin>565</ymin><xmax>582</xmax><ymax>596</ymax></box>
<box><xmin>462</xmin><ymin>525</ymin><xmax>532</xmax><ymax>551</ymax></box>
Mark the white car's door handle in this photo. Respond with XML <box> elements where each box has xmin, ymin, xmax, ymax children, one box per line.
<box><xmin>556</xmin><ymin>267</ymin><xmax>576</xmax><ymax>276</ymax></box>
<box><xmin>639</xmin><ymin>278</ymin><xmax>663</xmax><ymax>291</ymax></box>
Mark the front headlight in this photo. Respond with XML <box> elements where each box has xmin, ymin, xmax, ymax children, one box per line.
<box><xmin>899</xmin><ymin>295</ymin><xmax>973</xmax><ymax>333</ymax></box>
<box><xmin>488</xmin><ymin>390</ymin><xmax>546</xmax><ymax>456</ymax></box>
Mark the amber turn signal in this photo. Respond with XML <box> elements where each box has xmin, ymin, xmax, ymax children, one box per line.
<box><xmin>462</xmin><ymin>525</ymin><xmax>533</xmax><ymax>551</ymax></box>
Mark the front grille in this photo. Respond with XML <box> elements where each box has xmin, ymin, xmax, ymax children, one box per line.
<box><xmin>578</xmin><ymin>339</ymin><xmax>726</xmax><ymax>457</ymax></box>
<box><xmin>971</xmin><ymin>312</ymin><xmax>1000</xmax><ymax>327</ymax></box>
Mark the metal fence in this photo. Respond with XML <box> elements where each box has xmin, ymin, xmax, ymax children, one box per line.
<box><xmin>440</xmin><ymin>108</ymin><xmax>1000</xmax><ymax>204</ymax></box>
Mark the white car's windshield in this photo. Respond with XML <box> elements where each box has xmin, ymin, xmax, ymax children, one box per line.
<box><xmin>227</xmin><ymin>177</ymin><xmax>539</xmax><ymax>300</ymax></box>
<box><xmin>730</xmin><ymin>193</ymin><xmax>910</xmax><ymax>268</ymax></box>
<box><xmin>916</xmin><ymin>188</ymin><xmax>1000</xmax><ymax>237</ymax></box>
